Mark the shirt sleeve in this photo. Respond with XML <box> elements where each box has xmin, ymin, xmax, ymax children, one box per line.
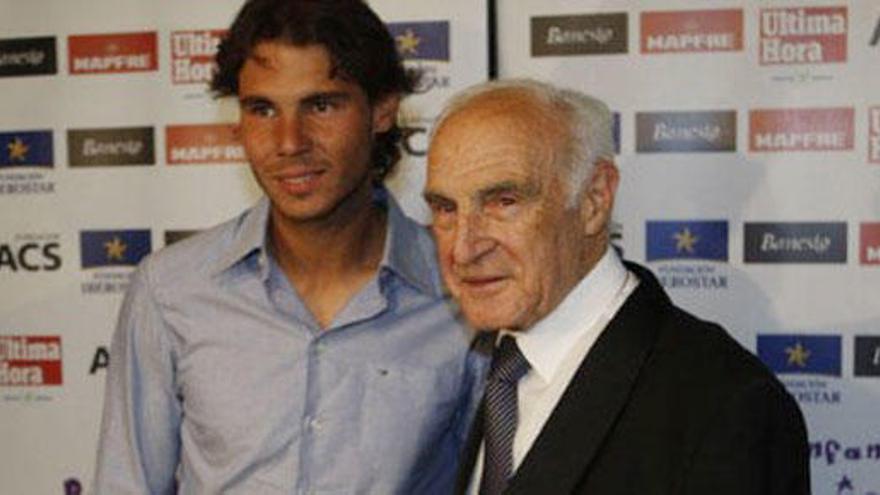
<box><xmin>93</xmin><ymin>259</ymin><xmax>182</xmax><ymax>495</ymax></box>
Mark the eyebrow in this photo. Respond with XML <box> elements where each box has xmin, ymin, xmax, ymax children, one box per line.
<box><xmin>478</xmin><ymin>180</ymin><xmax>539</xmax><ymax>200</ymax></box>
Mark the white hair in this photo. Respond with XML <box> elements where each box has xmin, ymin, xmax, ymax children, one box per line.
<box><xmin>431</xmin><ymin>78</ymin><xmax>615</xmax><ymax>206</ymax></box>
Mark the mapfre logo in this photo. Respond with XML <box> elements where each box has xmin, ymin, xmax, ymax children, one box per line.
<box><xmin>759</xmin><ymin>7</ymin><xmax>847</xmax><ymax>65</ymax></box>
<box><xmin>749</xmin><ymin>107</ymin><xmax>854</xmax><ymax>152</ymax></box>
<box><xmin>869</xmin><ymin>106</ymin><xmax>880</xmax><ymax>164</ymax></box>
<box><xmin>68</xmin><ymin>31</ymin><xmax>157</xmax><ymax>75</ymax></box>
<box><xmin>0</xmin><ymin>335</ymin><xmax>62</xmax><ymax>386</ymax></box>
<box><xmin>171</xmin><ymin>30</ymin><xmax>224</xmax><ymax>84</ymax></box>
<box><xmin>641</xmin><ymin>9</ymin><xmax>743</xmax><ymax>54</ymax></box>
<box><xmin>166</xmin><ymin>124</ymin><xmax>245</xmax><ymax>165</ymax></box>
<box><xmin>861</xmin><ymin>223</ymin><xmax>880</xmax><ymax>265</ymax></box>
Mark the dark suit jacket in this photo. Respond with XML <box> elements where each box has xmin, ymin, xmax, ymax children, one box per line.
<box><xmin>456</xmin><ymin>262</ymin><xmax>810</xmax><ymax>495</ymax></box>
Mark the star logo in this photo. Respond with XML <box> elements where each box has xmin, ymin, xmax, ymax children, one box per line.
<box><xmin>785</xmin><ymin>342</ymin><xmax>811</xmax><ymax>368</ymax></box>
<box><xmin>674</xmin><ymin>228</ymin><xmax>699</xmax><ymax>253</ymax></box>
<box><xmin>7</xmin><ymin>137</ymin><xmax>29</xmax><ymax>162</ymax></box>
<box><xmin>396</xmin><ymin>29</ymin><xmax>421</xmax><ymax>56</ymax></box>
<box><xmin>104</xmin><ymin>237</ymin><xmax>128</xmax><ymax>261</ymax></box>
<box><xmin>836</xmin><ymin>475</ymin><xmax>853</xmax><ymax>494</ymax></box>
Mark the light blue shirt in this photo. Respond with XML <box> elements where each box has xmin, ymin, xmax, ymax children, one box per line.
<box><xmin>94</xmin><ymin>192</ymin><xmax>474</xmax><ymax>495</ymax></box>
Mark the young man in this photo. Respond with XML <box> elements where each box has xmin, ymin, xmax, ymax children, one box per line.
<box><xmin>94</xmin><ymin>1</ymin><xmax>471</xmax><ymax>493</ymax></box>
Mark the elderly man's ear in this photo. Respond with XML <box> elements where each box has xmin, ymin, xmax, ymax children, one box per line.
<box><xmin>579</xmin><ymin>160</ymin><xmax>619</xmax><ymax>236</ymax></box>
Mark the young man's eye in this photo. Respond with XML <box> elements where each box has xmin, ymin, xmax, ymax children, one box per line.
<box><xmin>310</xmin><ymin>96</ymin><xmax>335</xmax><ymax>113</ymax></box>
<box><xmin>243</xmin><ymin>101</ymin><xmax>275</xmax><ymax>118</ymax></box>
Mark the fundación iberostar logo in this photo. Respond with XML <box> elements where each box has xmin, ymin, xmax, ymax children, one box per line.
<box><xmin>641</xmin><ymin>8</ymin><xmax>743</xmax><ymax>54</ymax></box>
<box><xmin>759</xmin><ymin>6</ymin><xmax>847</xmax><ymax>65</ymax></box>
<box><xmin>749</xmin><ymin>107</ymin><xmax>854</xmax><ymax>152</ymax></box>
<box><xmin>646</xmin><ymin>220</ymin><xmax>728</xmax><ymax>290</ymax></box>
<box><xmin>757</xmin><ymin>333</ymin><xmax>842</xmax><ymax>405</ymax></box>
<box><xmin>0</xmin><ymin>130</ymin><xmax>55</xmax><ymax>195</ymax></box>
<box><xmin>68</xmin><ymin>31</ymin><xmax>158</xmax><ymax>74</ymax></box>
<box><xmin>387</xmin><ymin>21</ymin><xmax>450</xmax><ymax>94</ymax></box>
<box><xmin>170</xmin><ymin>29</ymin><xmax>224</xmax><ymax>84</ymax></box>
<box><xmin>744</xmin><ymin>222</ymin><xmax>847</xmax><ymax>263</ymax></box>
<box><xmin>80</xmin><ymin>230</ymin><xmax>151</xmax><ymax>268</ymax></box>
<box><xmin>636</xmin><ymin>111</ymin><xmax>736</xmax><ymax>153</ymax></box>
<box><xmin>165</xmin><ymin>123</ymin><xmax>244</xmax><ymax>165</ymax></box>
<box><xmin>67</xmin><ymin>127</ymin><xmax>155</xmax><ymax>167</ymax></box>
<box><xmin>531</xmin><ymin>13</ymin><xmax>628</xmax><ymax>57</ymax></box>
<box><xmin>0</xmin><ymin>335</ymin><xmax>62</xmax><ymax>387</ymax></box>
<box><xmin>0</xmin><ymin>36</ymin><xmax>57</xmax><ymax>77</ymax></box>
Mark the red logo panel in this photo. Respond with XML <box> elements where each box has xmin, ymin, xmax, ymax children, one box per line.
<box><xmin>0</xmin><ymin>335</ymin><xmax>62</xmax><ymax>386</ymax></box>
<box><xmin>641</xmin><ymin>9</ymin><xmax>743</xmax><ymax>54</ymax></box>
<box><xmin>166</xmin><ymin>124</ymin><xmax>245</xmax><ymax>165</ymax></box>
<box><xmin>749</xmin><ymin>107</ymin><xmax>854</xmax><ymax>152</ymax></box>
<box><xmin>861</xmin><ymin>223</ymin><xmax>880</xmax><ymax>265</ymax></box>
<box><xmin>68</xmin><ymin>32</ymin><xmax>158</xmax><ymax>74</ymax></box>
<box><xmin>759</xmin><ymin>7</ymin><xmax>847</xmax><ymax>65</ymax></box>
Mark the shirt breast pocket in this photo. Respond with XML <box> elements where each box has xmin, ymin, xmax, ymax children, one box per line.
<box><xmin>360</xmin><ymin>360</ymin><xmax>464</xmax><ymax>486</ymax></box>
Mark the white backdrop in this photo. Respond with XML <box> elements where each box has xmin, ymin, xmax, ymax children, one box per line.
<box><xmin>498</xmin><ymin>1</ymin><xmax>880</xmax><ymax>494</ymax></box>
<box><xmin>0</xmin><ymin>1</ymin><xmax>486</xmax><ymax>493</ymax></box>
<box><xmin>2</xmin><ymin>0</ymin><xmax>878</xmax><ymax>494</ymax></box>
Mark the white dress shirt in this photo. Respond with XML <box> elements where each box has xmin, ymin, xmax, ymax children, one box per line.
<box><xmin>469</xmin><ymin>249</ymin><xmax>639</xmax><ymax>493</ymax></box>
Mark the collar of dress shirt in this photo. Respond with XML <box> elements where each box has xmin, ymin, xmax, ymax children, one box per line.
<box><xmin>502</xmin><ymin>247</ymin><xmax>628</xmax><ymax>385</ymax></box>
<box><xmin>211</xmin><ymin>189</ymin><xmax>441</xmax><ymax>297</ymax></box>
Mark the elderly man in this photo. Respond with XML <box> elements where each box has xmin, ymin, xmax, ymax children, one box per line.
<box><xmin>424</xmin><ymin>80</ymin><xmax>810</xmax><ymax>495</ymax></box>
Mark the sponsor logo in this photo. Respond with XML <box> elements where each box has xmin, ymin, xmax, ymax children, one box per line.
<box><xmin>0</xmin><ymin>233</ymin><xmax>62</xmax><ymax>272</ymax></box>
<box><xmin>872</xmin><ymin>17</ymin><xmax>880</xmax><ymax>46</ymax></box>
<box><xmin>0</xmin><ymin>36</ymin><xmax>56</xmax><ymax>77</ymax></box>
<box><xmin>531</xmin><ymin>13</ymin><xmax>628</xmax><ymax>57</ymax></box>
<box><xmin>69</xmin><ymin>31</ymin><xmax>157</xmax><ymax>74</ymax></box>
<box><xmin>862</xmin><ymin>223</ymin><xmax>880</xmax><ymax>265</ymax></box>
<box><xmin>80</xmin><ymin>230</ymin><xmax>150</xmax><ymax>268</ymax></box>
<box><xmin>400</xmin><ymin>124</ymin><xmax>428</xmax><ymax>157</ymax></box>
<box><xmin>0</xmin><ymin>131</ymin><xmax>55</xmax><ymax>195</ymax></box>
<box><xmin>388</xmin><ymin>21</ymin><xmax>449</xmax><ymax>61</ymax></box>
<box><xmin>164</xmin><ymin>230</ymin><xmax>199</xmax><ymax>246</ymax></box>
<box><xmin>744</xmin><ymin>222</ymin><xmax>846</xmax><ymax>263</ymax></box>
<box><xmin>64</xmin><ymin>478</ymin><xmax>82</xmax><ymax>495</ymax></box>
<box><xmin>388</xmin><ymin>21</ymin><xmax>450</xmax><ymax>94</ymax></box>
<box><xmin>171</xmin><ymin>29</ymin><xmax>223</xmax><ymax>84</ymax></box>
<box><xmin>646</xmin><ymin>220</ymin><xmax>728</xmax><ymax>262</ymax></box>
<box><xmin>646</xmin><ymin>220</ymin><xmax>728</xmax><ymax>290</ymax></box>
<box><xmin>831</xmin><ymin>474</ymin><xmax>880</xmax><ymax>495</ymax></box>
<box><xmin>166</xmin><ymin>124</ymin><xmax>244</xmax><ymax>165</ymax></box>
<box><xmin>636</xmin><ymin>111</ymin><xmax>736</xmax><ymax>152</ymax></box>
<box><xmin>855</xmin><ymin>336</ymin><xmax>880</xmax><ymax>377</ymax></box>
<box><xmin>749</xmin><ymin>107</ymin><xmax>854</xmax><ymax>152</ymax></box>
<box><xmin>0</xmin><ymin>335</ymin><xmax>62</xmax><ymax>386</ymax></box>
<box><xmin>89</xmin><ymin>346</ymin><xmax>109</xmax><ymax>374</ymax></box>
<box><xmin>0</xmin><ymin>130</ymin><xmax>52</xmax><ymax>168</ymax></box>
<box><xmin>758</xmin><ymin>334</ymin><xmax>842</xmax><ymax>376</ymax></box>
<box><xmin>759</xmin><ymin>7</ymin><xmax>847</xmax><ymax>65</ymax></box>
<box><xmin>641</xmin><ymin>9</ymin><xmax>743</xmax><ymax>54</ymax></box>
<box><xmin>869</xmin><ymin>107</ymin><xmax>880</xmax><ymax>163</ymax></box>
<box><xmin>811</xmin><ymin>438</ymin><xmax>880</xmax><ymax>467</ymax></box>
<box><xmin>68</xmin><ymin>127</ymin><xmax>154</xmax><ymax>167</ymax></box>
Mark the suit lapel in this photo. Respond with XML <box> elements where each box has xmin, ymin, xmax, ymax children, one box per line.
<box><xmin>506</xmin><ymin>264</ymin><xmax>669</xmax><ymax>494</ymax></box>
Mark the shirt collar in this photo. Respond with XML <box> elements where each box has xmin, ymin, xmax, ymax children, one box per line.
<box><xmin>506</xmin><ymin>247</ymin><xmax>627</xmax><ymax>384</ymax></box>
<box><xmin>211</xmin><ymin>190</ymin><xmax>441</xmax><ymax>296</ymax></box>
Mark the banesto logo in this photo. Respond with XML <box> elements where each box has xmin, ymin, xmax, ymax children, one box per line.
<box><xmin>641</xmin><ymin>9</ymin><xmax>743</xmax><ymax>54</ymax></box>
<box><xmin>854</xmin><ymin>336</ymin><xmax>880</xmax><ymax>377</ymax></box>
<box><xmin>171</xmin><ymin>30</ymin><xmax>224</xmax><ymax>84</ymax></box>
<box><xmin>744</xmin><ymin>222</ymin><xmax>847</xmax><ymax>263</ymax></box>
<box><xmin>0</xmin><ymin>130</ymin><xmax>53</xmax><ymax>168</ymax></box>
<box><xmin>68</xmin><ymin>31</ymin><xmax>157</xmax><ymax>75</ymax></box>
<box><xmin>636</xmin><ymin>111</ymin><xmax>736</xmax><ymax>153</ymax></box>
<box><xmin>861</xmin><ymin>223</ymin><xmax>880</xmax><ymax>265</ymax></box>
<box><xmin>0</xmin><ymin>36</ymin><xmax>57</xmax><ymax>77</ymax></box>
<box><xmin>532</xmin><ymin>13</ymin><xmax>628</xmax><ymax>57</ymax></box>
<box><xmin>166</xmin><ymin>124</ymin><xmax>244</xmax><ymax>165</ymax></box>
<box><xmin>749</xmin><ymin>107</ymin><xmax>854</xmax><ymax>152</ymax></box>
<box><xmin>0</xmin><ymin>335</ymin><xmax>62</xmax><ymax>386</ymax></box>
<box><xmin>759</xmin><ymin>6</ymin><xmax>847</xmax><ymax>65</ymax></box>
<box><xmin>68</xmin><ymin>127</ymin><xmax>154</xmax><ymax>167</ymax></box>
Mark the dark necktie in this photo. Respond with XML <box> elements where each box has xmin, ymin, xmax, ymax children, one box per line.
<box><xmin>479</xmin><ymin>335</ymin><xmax>531</xmax><ymax>495</ymax></box>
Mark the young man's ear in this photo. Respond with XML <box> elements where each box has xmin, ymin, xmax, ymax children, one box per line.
<box><xmin>372</xmin><ymin>93</ymin><xmax>401</xmax><ymax>133</ymax></box>
<box><xmin>580</xmin><ymin>160</ymin><xmax>619</xmax><ymax>236</ymax></box>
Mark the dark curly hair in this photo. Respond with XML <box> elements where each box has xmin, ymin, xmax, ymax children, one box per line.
<box><xmin>212</xmin><ymin>0</ymin><xmax>417</xmax><ymax>182</ymax></box>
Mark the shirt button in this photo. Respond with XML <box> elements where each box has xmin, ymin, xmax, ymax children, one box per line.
<box><xmin>310</xmin><ymin>417</ymin><xmax>322</xmax><ymax>431</ymax></box>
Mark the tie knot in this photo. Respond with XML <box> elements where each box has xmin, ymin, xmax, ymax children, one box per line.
<box><xmin>489</xmin><ymin>335</ymin><xmax>530</xmax><ymax>384</ymax></box>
